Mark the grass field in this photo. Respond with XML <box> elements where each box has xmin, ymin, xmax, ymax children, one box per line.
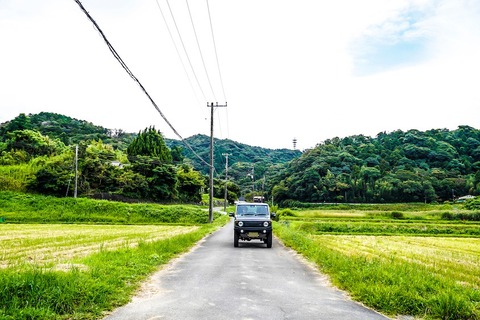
<box><xmin>0</xmin><ymin>192</ymin><xmax>229</xmax><ymax>320</ymax></box>
<box><xmin>2</xmin><ymin>192</ymin><xmax>478</xmax><ymax>319</ymax></box>
<box><xmin>274</xmin><ymin>205</ymin><xmax>480</xmax><ymax>319</ymax></box>
<box><xmin>0</xmin><ymin>224</ymin><xmax>198</xmax><ymax>269</ymax></box>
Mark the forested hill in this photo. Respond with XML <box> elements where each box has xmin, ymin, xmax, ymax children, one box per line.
<box><xmin>0</xmin><ymin>112</ymin><xmax>136</xmax><ymax>149</ymax></box>
<box><xmin>0</xmin><ymin>112</ymin><xmax>301</xmax><ymax>172</ymax></box>
<box><xmin>271</xmin><ymin>126</ymin><xmax>480</xmax><ymax>204</ymax></box>
<box><xmin>165</xmin><ymin>134</ymin><xmax>302</xmax><ymax>175</ymax></box>
<box><xmin>2</xmin><ymin>112</ymin><xmax>479</xmax><ymax>204</ymax></box>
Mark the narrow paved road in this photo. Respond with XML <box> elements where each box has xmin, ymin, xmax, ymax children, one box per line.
<box><xmin>105</xmin><ymin>220</ymin><xmax>389</xmax><ymax>320</ymax></box>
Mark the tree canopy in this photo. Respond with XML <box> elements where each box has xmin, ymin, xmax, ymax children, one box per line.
<box><xmin>127</xmin><ymin>127</ymin><xmax>172</xmax><ymax>163</ymax></box>
<box><xmin>1</xmin><ymin>112</ymin><xmax>479</xmax><ymax>204</ymax></box>
<box><xmin>269</xmin><ymin>127</ymin><xmax>480</xmax><ymax>204</ymax></box>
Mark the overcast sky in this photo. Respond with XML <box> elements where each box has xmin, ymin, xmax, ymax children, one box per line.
<box><xmin>1</xmin><ymin>0</ymin><xmax>479</xmax><ymax>150</ymax></box>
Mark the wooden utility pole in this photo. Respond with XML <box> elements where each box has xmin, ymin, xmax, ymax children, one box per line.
<box><xmin>222</xmin><ymin>153</ymin><xmax>232</xmax><ymax>212</ymax></box>
<box><xmin>74</xmin><ymin>145</ymin><xmax>78</xmax><ymax>198</ymax></box>
<box><xmin>208</xmin><ymin>102</ymin><xmax>227</xmax><ymax>223</ymax></box>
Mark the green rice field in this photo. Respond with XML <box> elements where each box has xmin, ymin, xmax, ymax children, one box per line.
<box><xmin>274</xmin><ymin>205</ymin><xmax>480</xmax><ymax>319</ymax></box>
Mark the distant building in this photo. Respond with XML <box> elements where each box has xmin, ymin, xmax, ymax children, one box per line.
<box><xmin>456</xmin><ymin>195</ymin><xmax>475</xmax><ymax>202</ymax></box>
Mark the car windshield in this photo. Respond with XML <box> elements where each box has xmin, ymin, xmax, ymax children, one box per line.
<box><xmin>236</xmin><ymin>205</ymin><xmax>268</xmax><ymax>216</ymax></box>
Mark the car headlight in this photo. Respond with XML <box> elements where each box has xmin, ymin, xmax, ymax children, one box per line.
<box><xmin>263</xmin><ymin>221</ymin><xmax>269</xmax><ymax>227</ymax></box>
<box><xmin>238</xmin><ymin>221</ymin><xmax>244</xmax><ymax>227</ymax></box>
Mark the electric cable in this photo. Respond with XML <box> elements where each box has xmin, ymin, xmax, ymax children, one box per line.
<box><xmin>165</xmin><ymin>0</ymin><xmax>208</xmax><ymax>102</ymax></box>
<box><xmin>206</xmin><ymin>0</ymin><xmax>229</xmax><ymax>142</ymax></box>
<box><xmin>186</xmin><ymin>0</ymin><xmax>217</xmax><ymax>101</ymax></box>
<box><xmin>72</xmin><ymin>0</ymin><xmax>211</xmax><ymax>168</ymax></box>
<box><xmin>206</xmin><ymin>0</ymin><xmax>227</xmax><ymax>102</ymax></box>
<box><xmin>155</xmin><ymin>0</ymin><xmax>202</xmax><ymax>106</ymax></box>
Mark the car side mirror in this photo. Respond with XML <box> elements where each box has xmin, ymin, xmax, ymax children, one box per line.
<box><xmin>271</xmin><ymin>212</ymin><xmax>276</xmax><ymax>218</ymax></box>
<box><xmin>228</xmin><ymin>212</ymin><xmax>234</xmax><ymax>217</ymax></box>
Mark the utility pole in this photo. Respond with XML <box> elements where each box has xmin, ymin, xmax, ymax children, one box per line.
<box><xmin>74</xmin><ymin>145</ymin><xmax>78</xmax><ymax>198</ymax></box>
<box><xmin>251</xmin><ymin>165</ymin><xmax>255</xmax><ymax>192</ymax></box>
<box><xmin>222</xmin><ymin>153</ymin><xmax>232</xmax><ymax>212</ymax></box>
<box><xmin>208</xmin><ymin>102</ymin><xmax>227</xmax><ymax>223</ymax></box>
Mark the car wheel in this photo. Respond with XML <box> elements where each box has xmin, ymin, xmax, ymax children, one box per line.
<box><xmin>266</xmin><ymin>232</ymin><xmax>272</xmax><ymax>248</ymax></box>
<box><xmin>234</xmin><ymin>232</ymin><xmax>239</xmax><ymax>247</ymax></box>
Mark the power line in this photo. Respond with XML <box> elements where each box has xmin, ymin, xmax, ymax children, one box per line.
<box><xmin>155</xmin><ymin>0</ymin><xmax>202</xmax><ymax>105</ymax></box>
<box><xmin>206</xmin><ymin>0</ymin><xmax>227</xmax><ymax>102</ymax></box>
<box><xmin>156</xmin><ymin>0</ymin><xmax>228</xmax><ymax>140</ymax></box>
<box><xmin>186</xmin><ymin>0</ymin><xmax>217</xmax><ymax>101</ymax></box>
<box><xmin>72</xmin><ymin>0</ymin><xmax>211</xmax><ymax>168</ymax></box>
<box><xmin>165</xmin><ymin>0</ymin><xmax>208</xmax><ymax>101</ymax></box>
<box><xmin>205</xmin><ymin>0</ymin><xmax>229</xmax><ymax>141</ymax></box>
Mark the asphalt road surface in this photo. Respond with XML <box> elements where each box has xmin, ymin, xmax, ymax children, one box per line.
<box><xmin>104</xmin><ymin>220</ymin><xmax>389</xmax><ymax>320</ymax></box>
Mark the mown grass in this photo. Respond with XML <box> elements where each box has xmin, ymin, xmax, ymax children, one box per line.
<box><xmin>0</xmin><ymin>191</ymin><xmax>229</xmax><ymax>319</ymax></box>
<box><xmin>0</xmin><ymin>220</ymin><xmax>227</xmax><ymax>319</ymax></box>
<box><xmin>274</xmin><ymin>205</ymin><xmax>480</xmax><ymax>319</ymax></box>
<box><xmin>0</xmin><ymin>224</ymin><xmax>199</xmax><ymax>269</ymax></box>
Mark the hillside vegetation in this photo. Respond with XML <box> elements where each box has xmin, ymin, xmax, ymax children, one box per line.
<box><xmin>0</xmin><ymin>112</ymin><xmax>298</xmax><ymax>202</ymax></box>
<box><xmin>1</xmin><ymin>112</ymin><xmax>479</xmax><ymax>204</ymax></box>
<box><xmin>271</xmin><ymin>126</ymin><xmax>480</xmax><ymax>204</ymax></box>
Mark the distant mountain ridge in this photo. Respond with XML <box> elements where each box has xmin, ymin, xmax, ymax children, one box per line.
<box><xmin>1</xmin><ymin>112</ymin><xmax>479</xmax><ymax>203</ymax></box>
<box><xmin>165</xmin><ymin>134</ymin><xmax>302</xmax><ymax>174</ymax></box>
<box><xmin>0</xmin><ymin>112</ymin><xmax>301</xmax><ymax>174</ymax></box>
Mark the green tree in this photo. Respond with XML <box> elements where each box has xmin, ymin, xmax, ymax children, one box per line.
<box><xmin>116</xmin><ymin>170</ymin><xmax>148</xmax><ymax>199</ymax></box>
<box><xmin>130</xmin><ymin>156</ymin><xmax>178</xmax><ymax>201</ymax></box>
<box><xmin>171</xmin><ymin>145</ymin><xmax>184</xmax><ymax>164</ymax></box>
<box><xmin>27</xmin><ymin>152</ymin><xmax>74</xmax><ymax>196</ymax></box>
<box><xmin>127</xmin><ymin>127</ymin><xmax>172</xmax><ymax>163</ymax></box>
<box><xmin>177</xmin><ymin>164</ymin><xmax>204</xmax><ymax>203</ymax></box>
<box><xmin>79</xmin><ymin>140</ymin><xmax>118</xmax><ymax>193</ymax></box>
<box><xmin>0</xmin><ymin>113</ymin><xmax>31</xmax><ymax>138</ymax></box>
<box><xmin>4</xmin><ymin>130</ymin><xmax>65</xmax><ymax>160</ymax></box>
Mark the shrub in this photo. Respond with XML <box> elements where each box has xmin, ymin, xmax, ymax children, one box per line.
<box><xmin>465</xmin><ymin>198</ymin><xmax>480</xmax><ymax>210</ymax></box>
<box><xmin>442</xmin><ymin>212</ymin><xmax>454</xmax><ymax>220</ymax></box>
<box><xmin>441</xmin><ymin>211</ymin><xmax>480</xmax><ymax>221</ymax></box>
<box><xmin>276</xmin><ymin>208</ymin><xmax>296</xmax><ymax>220</ymax></box>
<box><xmin>390</xmin><ymin>211</ymin><xmax>404</xmax><ymax>219</ymax></box>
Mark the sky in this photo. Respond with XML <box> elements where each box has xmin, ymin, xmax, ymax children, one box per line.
<box><xmin>1</xmin><ymin>0</ymin><xmax>479</xmax><ymax>151</ymax></box>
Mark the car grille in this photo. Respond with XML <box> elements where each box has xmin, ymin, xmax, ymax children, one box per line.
<box><xmin>241</xmin><ymin>221</ymin><xmax>265</xmax><ymax>227</ymax></box>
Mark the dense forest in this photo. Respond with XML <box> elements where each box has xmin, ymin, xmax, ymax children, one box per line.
<box><xmin>269</xmin><ymin>126</ymin><xmax>480</xmax><ymax>204</ymax></box>
<box><xmin>1</xmin><ymin>112</ymin><xmax>479</xmax><ymax>204</ymax></box>
<box><xmin>0</xmin><ymin>112</ymin><xmax>298</xmax><ymax>203</ymax></box>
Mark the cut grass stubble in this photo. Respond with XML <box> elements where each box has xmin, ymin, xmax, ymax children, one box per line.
<box><xmin>0</xmin><ymin>219</ymin><xmax>227</xmax><ymax>320</ymax></box>
<box><xmin>275</xmin><ymin>223</ymin><xmax>480</xmax><ymax>319</ymax></box>
<box><xmin>0</xmin><ymin>224</ymin><xmax>198</xmax><ymax>269</ymax></box>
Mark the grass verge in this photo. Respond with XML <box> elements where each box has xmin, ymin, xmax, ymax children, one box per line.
<box><xmin>0</xmin><ymin>191</ymin><xmax>218</xmax><ymax>224</ymax></box>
